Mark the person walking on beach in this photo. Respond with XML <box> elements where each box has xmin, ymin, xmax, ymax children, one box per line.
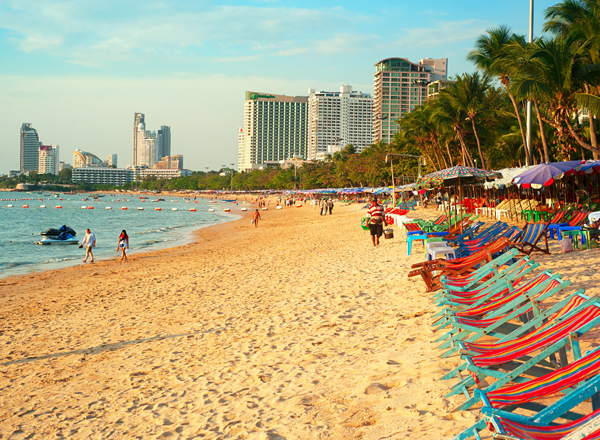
<box><xmin>328</xmin><ymin>199</ymin><xmax>334</xmax><ymax>215</ymax></box>
<box><xmin>116</xmin><ymin>230</ymin><xmax>129</xmax><ymax>262</ymax></box>
<box><xmin>367</xmin><ymin>198</ymin><xmax>386</xmax><ymax>247</ymax></box>
<box><xmin>79</xmin><ymin>228</ymin><xmax>96</xmax><ymax>263</ymax></box>
<box><xmin>320</xmin><ymin>198</ymin><xmax>327</xmax><ymax>215</ymax></box>
<box><xmin>252</xmin><ymin>209</ymin><xmax>261</xmax><ymax>228</ymax></box>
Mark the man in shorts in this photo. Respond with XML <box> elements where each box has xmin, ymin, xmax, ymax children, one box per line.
<box><xmin>80</xmin><ymin>228</ymin><xmax>96</xmax><ymax>263</ymax></box>
<box><xmin>367</xmin><ymin>198</ymin><xmax>386</xmax><ymax>246</ymax></box>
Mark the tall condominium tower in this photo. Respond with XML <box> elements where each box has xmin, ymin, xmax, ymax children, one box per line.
<box><xmin>372</xmin><ymin>57</ymin><xmax>447</xmax><ymax>143</ymax></box>
<box><xmin>238</xmin><ymin>91</ymin><xmax>308</xmax><ymax>172</ymax></box>
<box><xmin>157</xmin><ymin>125</ymin><xmax>171</xmax><ymax>160</ymax></box>
<box><xmin>20</xmin><ymin>123</ymin><xmax>40</xmax><ymax>173</ymax></box>
<box><xmin>107</xmin><ymin>154</ymin><xmax>118</xmax><ymax>167</ymax></box>
<box><xmin>38</xmin><ymin>145</ymin><xmax>59</xmax><ymax>175</ymax></box>
<box><xmin>307</xmin><ymin>85</ymin><xmax>373</xmax><ymax>159</ymax></box>
<box><xmin>133</xmin><ymin>113</ymin><xmax>145</xmax><ymax>166</ymax></box>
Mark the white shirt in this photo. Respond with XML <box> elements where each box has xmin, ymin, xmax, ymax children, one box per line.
<box><xmin>82</xmin><ymin>232</ymin><xmax>96</xmax><ymax>247</ymax></box>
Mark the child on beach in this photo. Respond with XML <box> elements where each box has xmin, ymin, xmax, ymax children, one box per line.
<box><xmin>116</xmin><ymin>230</ymin><xmax>129</xmax><ymax>262</ymax></box>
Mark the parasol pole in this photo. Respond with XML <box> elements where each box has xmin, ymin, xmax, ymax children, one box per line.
<box><xmin>459</xmin><ymin>176</ymin><xmax>464</xmax><ymax>233</ymax></box>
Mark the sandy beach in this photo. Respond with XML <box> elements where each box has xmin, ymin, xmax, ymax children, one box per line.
<box><xmin>1</xmin><ymin>202</ymin><xmax>600</xmax><ymax>439</ymax></box>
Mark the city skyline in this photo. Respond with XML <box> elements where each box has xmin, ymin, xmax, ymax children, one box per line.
<box><xmin>0</xmin><ymin>0</ymin><xmax>557</xmax><ymax>174</ymax></box>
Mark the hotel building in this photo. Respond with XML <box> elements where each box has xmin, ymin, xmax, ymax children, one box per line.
<box><xmin>107</xmin><ymin>154</ymin><xmax>118</xmax><ymax>167</ymax></box>
<box><xmin>238</xmin><ymin>91</ymin><xmax>308</xmax><ymax>172</ymax></box>
<box><xmin>157</xmin><ymin>126</ymin><xmax>171</xmax><ymax>160</ymax></box>
<box><xmin>20</xmin><ymin>123</ymin><xmax>41</xmax><ymax>173</ymax></box>
<box><xmin>372</xmin><ymin>57</ymin><xmax>448</xmax><ymax>143</ymax></box>
<box><xmin>38</xmin><ymin>145</ymin><xmax>59</xmax><ymax>175</ymax></box>
<box><xmin>72</xmin><ymin>167</ymin><xmax>134</xmax><ymax>186</ymax></box>
<box><xmin>73</xmin><ymin>149</ymin><xmax>104</xmax><ymax>168</ymax></box>
<box><xmin>307</xmin><ymin>85</ymin><xmax>373</xmax><ymax>159</ymax></box>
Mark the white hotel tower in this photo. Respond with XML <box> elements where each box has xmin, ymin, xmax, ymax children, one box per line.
<box><xmin>307</xmin><ymin>85</ymin><xmax>373</xmax><ymax>160</ymax></box>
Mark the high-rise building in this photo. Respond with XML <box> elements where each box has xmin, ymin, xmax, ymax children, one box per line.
<box><xmin>238</xmin><ymin>91</ymin><xmax>308</xmax><ymax>172</ymax></box>
<box><xmin>107</xmin><ymin>154</ymin><xmax>118</xmax><ymax>167</ymax></box>
<box><xmin>154</xmin><ymin>155</ymin><xmax>183</xmax><ymax>170</ymax></box>
<box><xmin>20</xmin><ymin>123</ymin><xmax>40</xmax><ymax>173</ymax></box>
<box><xmin>73</xmin><ymin>149</ymin><xmax>104</xmax><ymax>168</ymax></box>
<box><xmin>372</xmin><ymin>57</ymin><xmax>448</xmax><ymax>143</ymax></box>
<box><xmin>307</xmin><ymin>85</ymin><xmax>373</xmax><ymax>159</ymax></box>
<box><xmin>157</xmin><ymin>126</ymin><xmax>171</xmax><ymax>160</ymax></box>
<box><xmin>133</xmin><ymin>113</ymin><xmax>145</xmax><ymax>167</ymax></box>
<box><xmin>138</xmin><ymin>129</ymin><xmax>157</xmax><ymax>168</ymax></box>
<box><xmin>38</xmin><ymin>145</ymin><xmax>59</xmax><ymax>175</ymax></box>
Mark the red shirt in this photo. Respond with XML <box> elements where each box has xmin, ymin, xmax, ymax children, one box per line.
<box><xmin>367</xmin><ymin>203</ymin><xmax>384</xmax><ymax>222</ymax></box>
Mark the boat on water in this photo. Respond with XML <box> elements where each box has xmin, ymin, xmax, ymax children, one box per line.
<box><xmin>36</xmin><ymin>233</ymin><xmax>79</xmax><ymax>245</ymax></box>
<box><xmin>37</xmin><ymin>225</ymin><xmax>78</xmax><ymax>245</ymax></box>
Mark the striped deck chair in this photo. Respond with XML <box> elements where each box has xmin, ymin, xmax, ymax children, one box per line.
<box><xmin>446</xmin><ymin>294</ymin><xmax>600</xmax><ymax>413</ymax></box>
<box><xmin>549</xmin><ymin>210</ymin><xmax>589</xmax><ymax>239</ymax></box>
<box><xmin>433</xmin><ymin>254</ymin><xmax>537</xmax><ymax>306</ymax></box>
<box><xmin>511</xmin><ymin>222</ymin><xmax>550</xmax><ymax>255</ymax></box>
<box><xmin>455</xmin><ymin>347</ymin><xmax>600</xmax><ymax>440</ymax></box>
<box><xmin>433</xmin><ymin>248</ymin><xmax>522</xmax><ymax>296</ymax></box>
<box><xmin>408</xmin><ymin>237</ymin><xmax>512</xmax><ymax>292</ymax></box>
<box><xmin>436</xmin><ymin>273</ymin><xmax>572</xmax><ymax>359</ymax></box>
<box><xmin>546</xmin><ymin>210</ymin><xmax>566</xmax><ymax>225</ymax></box>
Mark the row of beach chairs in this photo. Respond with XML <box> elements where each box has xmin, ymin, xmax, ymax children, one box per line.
<box><xmin>407</xmin><ymin>240</ymin><xmax>600</xmax><ymax>439</ymax></box>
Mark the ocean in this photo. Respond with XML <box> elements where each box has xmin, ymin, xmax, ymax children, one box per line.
<box><xmin>0</xmin><ymin>191</ymin><xmax>242</xmax><ymax>277</ymax></box>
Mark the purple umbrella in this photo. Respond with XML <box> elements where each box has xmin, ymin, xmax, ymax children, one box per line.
<box><xmin>512</xmin><ymin>161</ymin><xmax>583</xmax><ymax>189</ymax></box>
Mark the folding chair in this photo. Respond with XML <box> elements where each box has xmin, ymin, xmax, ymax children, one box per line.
<box><xmin>511</xmin><ymin>222</ymin><xmax>550</xmax><ymax>255</ymax></box>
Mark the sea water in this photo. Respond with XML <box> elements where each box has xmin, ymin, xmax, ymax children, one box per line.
<box><xmin>0</xmin><ymin>192</ymin><xmax>242</xmax><ymax>277</ymax></box>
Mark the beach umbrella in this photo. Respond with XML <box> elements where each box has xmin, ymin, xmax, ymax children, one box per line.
<box><xmin>579</xmin><ymin>160</ymin><xmax>600</xmax><ymax>175</ymax></box>
<box><xmin>512</xmin><ymin>161</ymin><xmax>583</xmax><ymax>189</ymax></box>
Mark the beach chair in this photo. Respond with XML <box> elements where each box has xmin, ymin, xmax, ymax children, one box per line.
<box><xmin>444</xmin><ymin>293</ymin><xmax>600</xmax><ymax>413</ymax></box>
<box><xmin>435</xmin><ymin>272</ymin><xmax>571</xmax><ymax>359</ymax></box>
<box><xmin>549</xmin><ymin>210</ymin><xmax>589</xmax><ymax>239</ymax></box>
<box><xmin>408</xmin><ymin>237</ymin><xmax>512</xmax><ymax>291</ymax></box>
<box><xmin>455</xmin><ymin>346</ymin><xmax>600</xmax><ymax>440</ymax></box>
<box><xmin>511</xmin><ymin>222</ymin><xmax>550</xmax><ymax>255</ymax></box>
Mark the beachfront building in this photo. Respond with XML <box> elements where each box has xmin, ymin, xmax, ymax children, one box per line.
<box><xmin>59</xmin><ymin>162</ymin><xmax>71</xmax><ymax>171</ymax></box>
<box><xmin>307</xmin><ymin>85</ymin><xmax>373</xmax><ymax>159</ymax></box>
<box><xmin>372</xmin><ymin>57</ymin><xmax>448</xmax><ymax>143</ymax></box>
<box><xmin>154</xmin><ymin>155</ymin><xmax>183</xmax><ymax>170</ymax></box>
<box><xmin>427</xmin><ymin>79</ymin><xmax>451</xmax><ymax>101</ymax></box>
<box><xmin>238</xmin><ymin>91</ymin><xmax>308</xmax><ymax>173</ymax></box>
<box><xmin>133</xmin><ymin>113</ymin><xmax>145</xmax><ymax>167</ymax></box>
<box><xmin>73</xmin><ymin>149</ymin><xmax>104</xmax><ymax>168</ymax></box>
<box><xmin>157</xmin><ymin>126</ymin><xmax>171</xmax><ymax>159</ymax></box>
<box><xmin>20</xmin><ymin>123</ymin><xmax>41</xmax><ymax>173</ymax></box>
<box><xmin>38</xmin><ymin>145</ymin><xmax>59</xmax><ymax>175</ymax></box>
<box><xmin>107</xmin><ymin>154</ymin><xmax>118</xmax><ymax>168</ymax></box>
<box><xmin>72</xmin><ymin>167</ymin><xmax>134</xmax><ymax>186</ymax></box>
<box><xmin>139</xmin><ymin>168</ymin><xmax>192</xmax><ymax>180</ymax></box>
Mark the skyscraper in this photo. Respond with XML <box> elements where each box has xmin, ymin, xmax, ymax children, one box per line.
<box><xmin>38</xmin><ymin>145</ymin><xmax>59</xmax><ymax>175</ymax></box>
<box><xmin>238</xmin><ymin>91</ymin><xmax>308</xmax><ymax>172</ymax></box>
<box><xmin>133</xmin><ymin>113</ymin><xmax>145</xmax><ymax>166</ymax></box>
<box><xmin>372</xmin><ymin>57</ymin><xmax>447</xmax><ymax>143</ymax></box>
<box><xmin>307</xmin><ymin>85</ymin><xmax>373</xmax><ymax>159</ymax></box>
<box><xmin>107</xmin><ymin>154</ymin><xmax>118</xmax><ymax>167</ymax></box>
<box><xmin>157</xmin><ymin>125</ymin><xmax>171</xmax><ymax>160</ymax></box>
<box><xmin>20</xmin><ymin>123</ymin><xmax>40</xmax><ymax>173</ymax></box>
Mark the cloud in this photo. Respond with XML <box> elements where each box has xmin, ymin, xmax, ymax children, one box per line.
<box><xmin>395</xmin><ymin>19</ymin><xmax>490</xmax><ymax>47</ymax></box>
<box><xmin>0</xmin><ymin>1</ymin><xmax>368</xmax><ymax>66</ymax></box>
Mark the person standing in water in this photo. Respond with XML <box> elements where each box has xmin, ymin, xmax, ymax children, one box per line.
<box><xmin>116</xmin><ymin>230</ymin><xmax>129</xmax><ymax>262</ymax></box>
<box><xmin>80</xmin><ymin>228</ymin><xmax>96</xmax><ymax>263</ymax></box>
<box><xmin>253</xmin><ymin>209</ymin><xmax>262</xmax><ymax>228</ymax></box>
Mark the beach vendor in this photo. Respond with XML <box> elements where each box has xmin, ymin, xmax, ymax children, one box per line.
<box><xmin>366</xmin><ymin>198</ymin><xmax>386</xmax><ymax>247</ymax></box>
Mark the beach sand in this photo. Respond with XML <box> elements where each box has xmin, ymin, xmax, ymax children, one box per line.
<box><xmin>1</xmin><ymin>202</ymin><xmax>599</xmax><ymax>439</ymax></box>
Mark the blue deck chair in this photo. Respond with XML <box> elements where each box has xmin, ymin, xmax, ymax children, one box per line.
<box><xmin>511</xmin><ymin>222</ymin><xmax>550</xmax><ymax>255</ymax></box>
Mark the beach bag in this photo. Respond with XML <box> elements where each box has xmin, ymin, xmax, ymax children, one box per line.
<box><xmin>360</xmin><ymin>218</ymin><xmax>370</xmax><ymax>230</ymax></box>
<box><xmin>251</xmin><ymin>219</ymin><xmax>254</xmax><ymax>224</ymax></box>
<box><xmin>559</xmin><ymin>238</ymin><xmax>573</xmax><ymax>253</ymax></box>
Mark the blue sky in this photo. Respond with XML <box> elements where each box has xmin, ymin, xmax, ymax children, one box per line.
<box><xmin>0</xmin><ymin>0</ymin><xmax>557</xmax><ymax>173</ymax></box>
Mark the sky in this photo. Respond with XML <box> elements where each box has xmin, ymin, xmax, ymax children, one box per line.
<box><xmin>0</xmin><ymin>0</ymin><xmax>558</xmax><ymax>174</ymax></box>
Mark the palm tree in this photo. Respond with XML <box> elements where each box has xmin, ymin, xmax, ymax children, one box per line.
<box><xmin>510</xmin><ymin>35</ymin><xmax>600</xmax><ymax>157</ymax></box>
<box><xmin>544</xmin><ymin>0</ymin><xmax>600</xmax><ymax>158</ymax></box>
<box><xmin>467</xmin><ymin>26</ymin><xmax>532</xmax><ymax>164</ymax></box>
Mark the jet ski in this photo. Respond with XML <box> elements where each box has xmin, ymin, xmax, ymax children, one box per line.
<box><xmin>40</xmin><ymin>225</ymin><xmax>77</xmax><ymax>237</ymax></box>
<box><xmin>36</xmin><ymin>232</ymin><xmax>79</xmax><ymax>245</ymax></box>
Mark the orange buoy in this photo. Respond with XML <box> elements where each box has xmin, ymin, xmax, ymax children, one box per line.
<box><xmin>190</xmin><ymin>208</ymin><xmax>196</xmax><ymax>212</ymax></box>
<box><xmin>88</xmin><ymin>206</ymin><xmax>94</xmax><ymax>209</ymax></box>
<box><xmin>22</xmin><ymin>205</ymin><xmax>29</xmax><ymax>208</ymax></box>
<box><xmin>56</xmin><ymin>206</ymin><xmax>62</xmax><ymax>209</ymax></box>
<box><xmin>224</xmin><ymin>208</ymin><xmax>231</xmax><ymax>212</ymax></box>
<box><xmin>121</xmin><ymin>207</ymin><xmax>127</xmax><ymax>210</ymax></box>
<box><xmin>155</xmin><ymin>207</ymin><xmax>161</xmax><ymax>211</ymax></box>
